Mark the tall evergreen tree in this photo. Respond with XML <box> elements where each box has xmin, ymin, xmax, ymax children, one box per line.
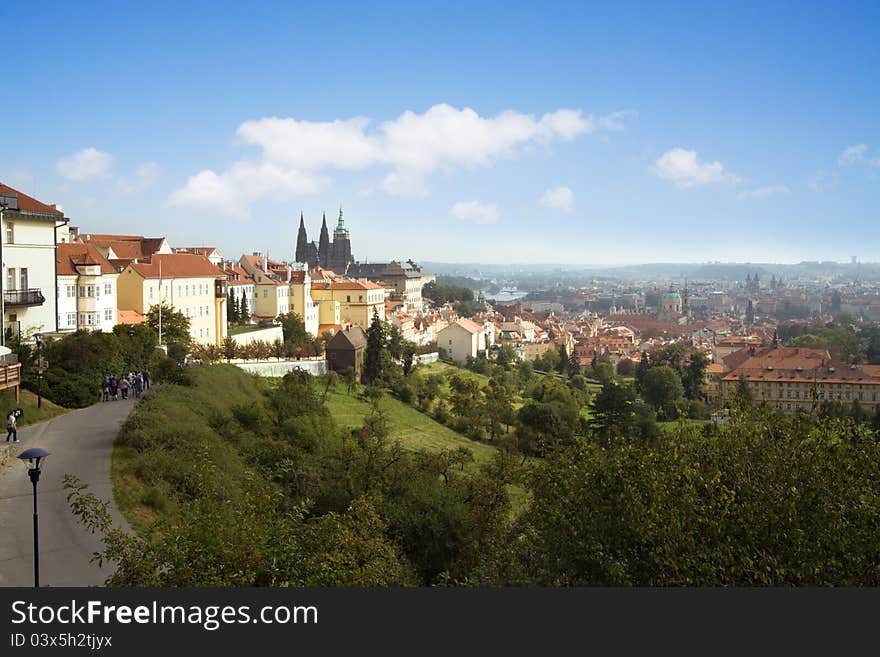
<box><xmin>635</xmin><ymin>351</ymin><xmax>650</xmax><ymax>392</ymax></box>
<box><xmin>227</xmin><ymin>289</ymin><xmax>236</xmax><ymax>323</ymax></box>
<box><xmin>240</xmin><ymin>294</ymin><xmax>250</xmax><ymax>322</ymax></box>
<box><xmin>364</xmin><ymin>310</ymin><xmax>390</xmax><ymax>384</ymax></box>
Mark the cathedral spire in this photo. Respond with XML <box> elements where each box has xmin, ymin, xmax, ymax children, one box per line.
<box><xmin>295</xmin><ymin>210</ymin><xmax>309</xmax><ymax>264</ymax></box>
<box><xmin>319</xmin><ymin>212</ymin><xmax>330</xmax><ymax>269</ymax></box>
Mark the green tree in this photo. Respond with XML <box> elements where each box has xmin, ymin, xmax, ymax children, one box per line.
<box><xmin>635</xmin><ymin>351</ymin><xmax>650</xmax><ymax>392</ymax></box>
<box><xmin>239</xmin><ymin>294</ymin><xmax>250</xmax><ymax>322</ymax></box>
<box><xmin>363</xmin><ymin>310</ymin><xmax>390</xmax><ymax>384</ymax></box>
<box><xmin>641</xmin><ymin>365</ymin><xmax>684</xmax><ymax>419</ymax></box>
<box><xmin>588</xmin><ymin>380</ymin><xmax>638</xmax><ymax>445</ymax></box>
<box><xmin>682</xmin><ymin>352</ymin><xmax>709</xmax><ymax>400</ymax></box>
<box><xmin>146</xmin><ymin>303</ymin><xmax>191</xmax><ymax>349</ymax></box>
<box><xmin>227</xmin><ymin>289</ymin><xmax>236</xmax><ymax>323</ymax></box>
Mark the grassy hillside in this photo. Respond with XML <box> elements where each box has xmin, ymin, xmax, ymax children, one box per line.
<box><xmin>322</xmin><ymin>381</ymin><xmax>530</xmax><ymax>514</ymax></box>
<box><xmin>323</xmin><ymin>383</ymin><xmax>498</xmax><ymax>468</ymax></box>
<box><xmin>112</xmin><ymin>364</ymin><xmax>272</xmax><ymax>529</ymax></box>
<box><xmin>0</xmin><ymin>388</ymin><xmax>69</xmax><ymax>426</ymax></box>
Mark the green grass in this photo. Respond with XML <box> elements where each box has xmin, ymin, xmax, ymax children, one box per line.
<box><xmin>324</xmin><ymin>384</ymin><xmax>497</xmax><ymax>467</ymax></box>
<box><xmin>419</xmin><ymin>361</ymin><xmax>490</xmax><ymax>389</ymax></box>
<box><xmin>0</xmin><ymin>388</ymin><xmax>69</xmax><ymax>427</ymax></box>
<box><xmin>323</xmin><ymin>382</ymin><xmax>531</xmax><ymax>516</ymax></box>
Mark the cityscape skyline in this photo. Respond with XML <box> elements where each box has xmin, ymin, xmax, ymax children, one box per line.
<box><xmin>1</xmin><ymin>2</ymin><xmax>878</xmax><ymax>265</ymax></box>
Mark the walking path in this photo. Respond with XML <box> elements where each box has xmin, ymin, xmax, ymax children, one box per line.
<box><xmin>0</xmin><ymin>397</ymin><xmax>136</xmax><ymax>587</ymax></box>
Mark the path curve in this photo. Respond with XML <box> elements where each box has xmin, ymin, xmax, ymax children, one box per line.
<box><xmin>0</xmin><ymin>397</ymin><xmax>136</xmax><ymax>587</ymax></box>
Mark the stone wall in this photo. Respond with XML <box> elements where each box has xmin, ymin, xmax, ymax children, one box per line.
<box><xmin>415</xmin><ymin>352</ymin><xmax>440</xmax><ymax>364</ymax></box>
<box><xmin>234</xmin><ymin>359</ymin><xmax>327</xmax><ymax>377</ymax></box>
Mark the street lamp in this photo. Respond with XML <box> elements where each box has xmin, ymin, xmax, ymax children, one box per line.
<box><xmin>34</xmin><ymin>333</ymin><xmax>43</xmax><ymax>409</ymax></box>
<box><xmin>18</xmin><ymin>447</ymin><xmax>49</xmax><ymax>588</ymax></box>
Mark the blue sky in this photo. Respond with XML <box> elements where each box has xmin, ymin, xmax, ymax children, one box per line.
<box><xmin>1</xmin><ymin>1</ymin><xmax>878</xmax><ymax>264</ymax></box>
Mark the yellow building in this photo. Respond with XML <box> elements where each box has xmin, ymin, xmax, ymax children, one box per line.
<box><xmin>237</xmin><ymin>254</ymin><xmax>319</xmax><ymax>335</ymax></box>
<box><xmin>117</xmin><ymin>253</ymin><xmax>228</xmax><ymax>346</ymax></box>
<box><xmin>310</xmin><ymin>280</ymin><xmax>385</xmax><ymax>329</ymax></box>
<box><xmin>720</xmin><ymin>346</ymin><xmax>880</xmax><ymax>414</ymax></box>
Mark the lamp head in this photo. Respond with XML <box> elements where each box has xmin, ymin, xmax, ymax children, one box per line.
<box><xmin>18</xmin><ymin>447</ymin><xmax>49</xmax><ymax>472</ymax></box>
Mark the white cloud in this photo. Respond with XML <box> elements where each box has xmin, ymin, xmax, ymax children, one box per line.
<box><xmin>56</xmin><ymin>147</ymin><xmax>113</xmax><ymax>181</ymax></box>
<box><xmin>654</xmin><ymin>147</ymin><xmax>741</xmax><ymax>188</ymax></box>
<box><xmin>838</xmin><ymin>144</ymin><xmax>867</xmax><ymax>166</ymax></box>
<box><xmin>737</xmin><ymin>184</ymin><xmax>790</xmax><ymax>200</ymax></box>
<box><xmin>451</xmin><ymin>200</ymin><xmax>499</xmax><ymax>225</ymax></box>
<box><xmin>539</xmin><ymin>186</ymin><xmax>574</xmax><ymax>212</ymax></box>
<box><xmin>168</xmin><ymin>162</ymin><xmax>327</xmax><ymax>218</ymax></box>
<box><xmin>170</xmin><ymin>103</ymin><xmax>626</xmax><ymax>212</ymax></box>
<box><xmin>118</xmin><ymin>162</ymin><xmax>160</xmax><ymax>193</ymax></box>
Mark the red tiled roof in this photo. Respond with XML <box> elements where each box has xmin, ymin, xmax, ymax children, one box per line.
<box><xmin>56</xmin><ymin>243</ymin><xmax>116</xmax><ymax>276</ymax></box>
<box><xmin>0</xmin><ymin>183</ymin><xmax>63</xmax><ymax>216</ymax></box>
<box><xmin>117</xmin><ymin>310</ymin><xmax>146</xmax><ymax>325</ymax></box>
<box><xmin>329</xmin><ymin>280</ymin><xmax>385</xmax><ymax>291</ymax></box>
<box><xmin>127</xmin><ymin>253</ymin><xmax>226</xmax><ymax>279</ymax></box>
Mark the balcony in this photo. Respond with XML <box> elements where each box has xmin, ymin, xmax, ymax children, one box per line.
<box><xmin>3</xmin><ymin>288</ymin><xmax>45</xmax><ymax>307</ymax></box>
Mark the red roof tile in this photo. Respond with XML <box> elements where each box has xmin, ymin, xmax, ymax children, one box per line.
<box><xmin>127</xmin><ymin>253</ymin><xmax>226</xmax><ymax>279</ymax></box>
<box><xmin>0</xmin><ymin>183</ymin><xmax>63</xmax><ymax>216</ymax></box>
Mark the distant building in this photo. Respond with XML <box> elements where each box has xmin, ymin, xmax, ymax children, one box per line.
<box><xmin>295</xmin><ymin>208</ymin><xmax>354</xmax><ymax>274</ymax></box>
<box><xmin>175</xmin><ymin>247</ymin><xmax>223</xmax><ymax>266</ymax></box>
<box><xmin>436</xmin><ymin>318</ymin><xmax>486</xmax><ymax>365</ymax></box>
<box><xmin>348</xmin><ymin>260</ymin><xmax>435</xmax><ymax>310</ymax></box>
<box><xmin>720</xmin><ymin>346</ymin><xmax>880</xmax><ymax>414</ymax></box>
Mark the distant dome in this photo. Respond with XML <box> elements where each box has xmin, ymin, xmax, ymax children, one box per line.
<box><xmin>662</xmin><ymin>292</ymin><xmax>682</xmax><ymax>303</ymax></box>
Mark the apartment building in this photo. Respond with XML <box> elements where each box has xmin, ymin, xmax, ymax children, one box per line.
<box><xmin>720</xmin><ymin>346</ymin><xmax>880</xmax><ymax>413</ymax></box>
<box><xmin>117</xmin><ymin>253</ymin><xmax>228</xmax><ymax>345</ymax></box>
<box><xmin>56</xmin><ymin>242</ymin><xmax>118</xmax><ymax>332</ymax></box>
<box><xmin>310</xmin><ymin>280</ymin><xmax>385</xmax><ymax>329</ymax></box>
<box><xmin>0</xmin><ymin>183</ymin><xmax>67</xmax><ymax>339</ymax></box>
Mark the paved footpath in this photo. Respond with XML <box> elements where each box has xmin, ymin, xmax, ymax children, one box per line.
<box><xmin>0</xmin><ymin>397</ymin><xmax>136</xmax><ymax>587</ymax></box>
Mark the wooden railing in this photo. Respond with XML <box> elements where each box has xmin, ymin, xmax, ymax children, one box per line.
<box><xmin>0</xmin><ymin>363</ymin><xmax>22</xmax><ymax>391</ymax></box>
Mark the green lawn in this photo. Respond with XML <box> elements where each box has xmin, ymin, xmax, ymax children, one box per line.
<box><xmin>0</xmin><ymin>388</ymin><xmax>69</xmax><ymax>427</ymax></box>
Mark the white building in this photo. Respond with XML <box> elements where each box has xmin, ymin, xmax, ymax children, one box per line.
<box><xmin>436</xmin><ymin>318</ymin><xmax>486</xmax><ymax>365</ymax></box>
<box><xmin>0</xmin><ymin>184</ymin><xmax>67</xmax><ymax>340</ymax></box>
<box><xmin>56</xmin><ymin>242</ymin><xmax>119</xmax><ymax>332</ymax></box>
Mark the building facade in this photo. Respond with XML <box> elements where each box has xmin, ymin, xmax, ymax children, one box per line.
<box><xmin>56</xmin><ymin>242</ymin><xmax>118</xmax><ymax>332</ymax></box>
<box><xmin>0</xmin><ymin>183</ymin><xmax>66</xmax><ymax>340</ymax></box>
<box><xmin>117</xmin><ymin>253</ymin><xmax>228</xmax><ymax>345</ymax></box>
<box><xmin>720</xmin><ymin>346</ymin><xmax>880</xmax><ymax>414</ymax></box>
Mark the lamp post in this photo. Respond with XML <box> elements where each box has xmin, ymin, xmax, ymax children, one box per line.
<box><xmin>18</xmin><ymin>447</ymin><xmax>49</xmax><ymax>588</ymax></box>
<box><xmin>34</xmin><ymin>333</ymin><xmax>43</xmax><ymax>408</ymax></box>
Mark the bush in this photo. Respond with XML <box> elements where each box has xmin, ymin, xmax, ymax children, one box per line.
<box><xmin>27</xmin><ymin>368</ymin><xmax>99</xmax><ymax>408</ymax></box>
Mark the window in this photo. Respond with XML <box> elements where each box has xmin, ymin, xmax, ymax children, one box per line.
<box><xmin>104</xmin><ymin>308</ymin><xmax>113</xmax><ymax>321</ymax></box>
<box><xmin>4</xmin><ymin>222</ymin><xmax>13</xmax><ymax>244</ymax></box>
<box><xmin>6</xmin><ymin>268</ymin><xmax>15</xmax><ymax>291</ymax></box>
<box><xmin>185</xmin><ymin>285</ymin><xmax>189</xmax><ymax>296</ymax></box>
<box><xmin>67</xmin><ymin>285</ymin><xmax>76</xmax><ymax>297</ymax></box>
<box><xmin>149</xmin><ymin>286</ymin><xmax>154</xmax><ymax>299</ymax></box>
<box><xmin>263</xmin><ymin>289</ymin><xmax>268</xmax><ymax>298</ymax></box>
<box><xmin>104</xmin><ymin>283</ymin><xmax>112</xmax><ymax>295</ymax></box>
<box><xmin>346</xmin><ymin>295</ymin><xmax>351</xmax><ymax>302</ymax></box>
<box><xmin>67</xmin><ymin>313</ymin><xmax>77</xmax><ymax>327</ymax></box>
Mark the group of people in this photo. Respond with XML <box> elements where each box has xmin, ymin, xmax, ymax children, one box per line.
<box><xmin>101</xmin><ymin>370</ymin><xmax>149</xmax><ymax>401</ymax></box>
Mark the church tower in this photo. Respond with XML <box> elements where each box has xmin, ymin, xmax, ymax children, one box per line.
<box><xmin>319</xmin><ymin>212</ymin><xmax>330</xmax><ymax>269</ymax></box>
<box><xmin>295</xmin><ymin>211</ymin><xmax>309</xmax><ymax>264</ymax></box>
<box><xmin>328</xmin><ymin>206</ymin><xmax>353</xmax><ymax>274</ymax></box>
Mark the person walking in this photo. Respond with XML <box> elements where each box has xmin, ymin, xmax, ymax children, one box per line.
<box><xmin>101</xmin><ymin>375</ymin><xmax>110</xmax><ymax>402</ymax></box>
<box><xmin>133</xmin><ymin>372</ymin><xmax>143</xmax><ymax>398</ymax></box>
<box><xmin>142</xmin><ymin>369</ymin><xmax>150</xmax><ymax>391</ymax></box>
<box><xmin>110</xmin><ymin>374</ymin><xmax>118</xmax><ymax>401</ymax></box>
<box><xmin>119</xmin><ymin>375</ymin><xmax>130</xmax><ymax>400</ymax></box>
<box><xmin>6</xmin><ymin>409</ymin><xmax>17</xmax><ymax>442</ymax></box>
